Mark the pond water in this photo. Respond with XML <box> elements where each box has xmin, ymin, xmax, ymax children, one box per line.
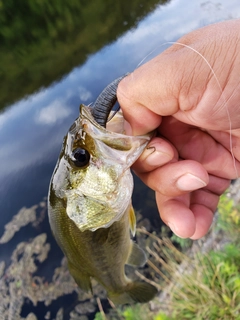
<box><xmin>0</xmin><ymin>0</ymin><xmax>240</xmax><ymax>319</ymax></box>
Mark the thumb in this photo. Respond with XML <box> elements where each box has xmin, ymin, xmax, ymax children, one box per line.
<box><xmin>117</xmin><ymin>53</ymin><xmax>180</xmax><ymax>136</ymax></box>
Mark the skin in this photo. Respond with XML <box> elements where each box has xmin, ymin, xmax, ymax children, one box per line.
<box><xmin>117</xmin><ymin>19</ymin><xmax>240</xmax><ymax>240</ymax></box>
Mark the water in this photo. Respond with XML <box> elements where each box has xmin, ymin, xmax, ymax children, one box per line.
<box><xmin>0</xmin><ymin>0</ymin><xmax>240</xmax><ymax>319</ymax></box>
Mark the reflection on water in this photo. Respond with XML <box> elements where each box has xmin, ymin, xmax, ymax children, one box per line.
<box><xmin>0</xmin><ymin>0</ymin><xmax>240</xmax><ymax>318</ymax></box>
<box><xmin>0</xmin><ymin>0</ymin><xmax>166</xmax><ymax>111</ymax></box>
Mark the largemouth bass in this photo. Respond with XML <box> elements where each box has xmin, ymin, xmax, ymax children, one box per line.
<box><xmin>48</xmin><ymin>76</ymin><xmax>158</xmax><ymax>304</ymax></box>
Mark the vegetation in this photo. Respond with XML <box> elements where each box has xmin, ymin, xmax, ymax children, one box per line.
<box><xmin>0</xmin><ymin>0</ymin><xmax>167</xmax><ymax>110</ymax></box>
<box><xmin>94</xmin><ymin>189</ymin><xmax>240</xmax><ymax>319</ymax></box>
<box><xmin>167</xmin><ymin>244</ymin><xmax>240</xmax><ymax>319</ymax></box>
<box><xmin>218</xmin><ymin>190</ymin><xmax>240</xmax><ymax>243</ymax></box>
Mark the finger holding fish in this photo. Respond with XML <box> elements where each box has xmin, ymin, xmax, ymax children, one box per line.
<box><xmin>137</xmin><ymin>160</ymin><xmax>209</xmax><ymax>197</ymax></box>
<box><xmin>132</xmin><ymin>136</ymin><xmax>176</xmax><ymax>173</ymax></box>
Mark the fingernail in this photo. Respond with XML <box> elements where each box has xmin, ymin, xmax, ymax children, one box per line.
<box><xmin>143</xmin><ymin>146</ymin><xmax>173</xmax><ymax>166</ymax></box>
<box><xmin>177</xmin><ymin>173</ymin><xmax>207</xmax><ymax>191</ymax></box>
<box><xmin>167</xmin><ymin>222</ymin><xmax>184</xmax><ymax>238</ymax></box>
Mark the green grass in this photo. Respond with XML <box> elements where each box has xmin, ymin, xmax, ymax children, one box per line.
<box><xmin>217</xmin><ymin>191</ymin><xmax>240</xmax><ymax>243</ymax></box>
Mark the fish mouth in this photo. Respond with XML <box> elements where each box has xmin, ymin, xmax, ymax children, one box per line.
<box><xmin>91</xmin><ymin>74</ymin><xmax>128</xmax><ymax>128</ymax></box>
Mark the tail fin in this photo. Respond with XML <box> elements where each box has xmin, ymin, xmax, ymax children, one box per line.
<box><xmin>109</xmin><ymin>281</ymin><xmax>158</xmax><ymax>305</ymax></box>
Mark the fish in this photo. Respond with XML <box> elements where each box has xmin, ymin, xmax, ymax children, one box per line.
<box><xmin>48</xmin><ymin>76</ymin><xmax>158</xmax><ymax>305</ymax></box>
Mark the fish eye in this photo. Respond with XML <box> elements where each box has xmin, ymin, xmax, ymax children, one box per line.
<box><xmin>72</xmin><ymin>148</ymin><xmax>90</xmax><ymax>168</ymax></box>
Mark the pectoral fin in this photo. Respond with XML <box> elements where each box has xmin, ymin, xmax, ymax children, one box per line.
<box><xmin>68</xmin><ymin>261</ymin><xmax>92</xmax><ymax>293</ymax></box>
<box><xmin>128</xmin><ymin>205</ymin><xmax>136</xmax><ymax>236</ymax></box>
<box><xmin>126</xmin><ymin>241</ymin><xmax>147</xmax><ymax>267</ymax></box>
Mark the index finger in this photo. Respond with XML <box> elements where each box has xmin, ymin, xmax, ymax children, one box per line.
<box><xmin>117</xmin><ymin>78</ymin><xmax>162</xmax><ymax>135</ymax></box>
<box><xmin>117</xmin><ymin>58</ymin><xmax>179</xmax><ymax>135</ymax></box>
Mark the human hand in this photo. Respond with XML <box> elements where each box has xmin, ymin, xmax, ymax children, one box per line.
<box><xmin>117</xmin><ymin>19</ymin><xmax>240</xmax><ymax>239</ymax></box>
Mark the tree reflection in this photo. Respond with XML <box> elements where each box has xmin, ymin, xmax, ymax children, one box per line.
<box><xmin>0</xmin><ymin>0</ymin><xmax>168</xmax><ymax>110</ymax></box>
